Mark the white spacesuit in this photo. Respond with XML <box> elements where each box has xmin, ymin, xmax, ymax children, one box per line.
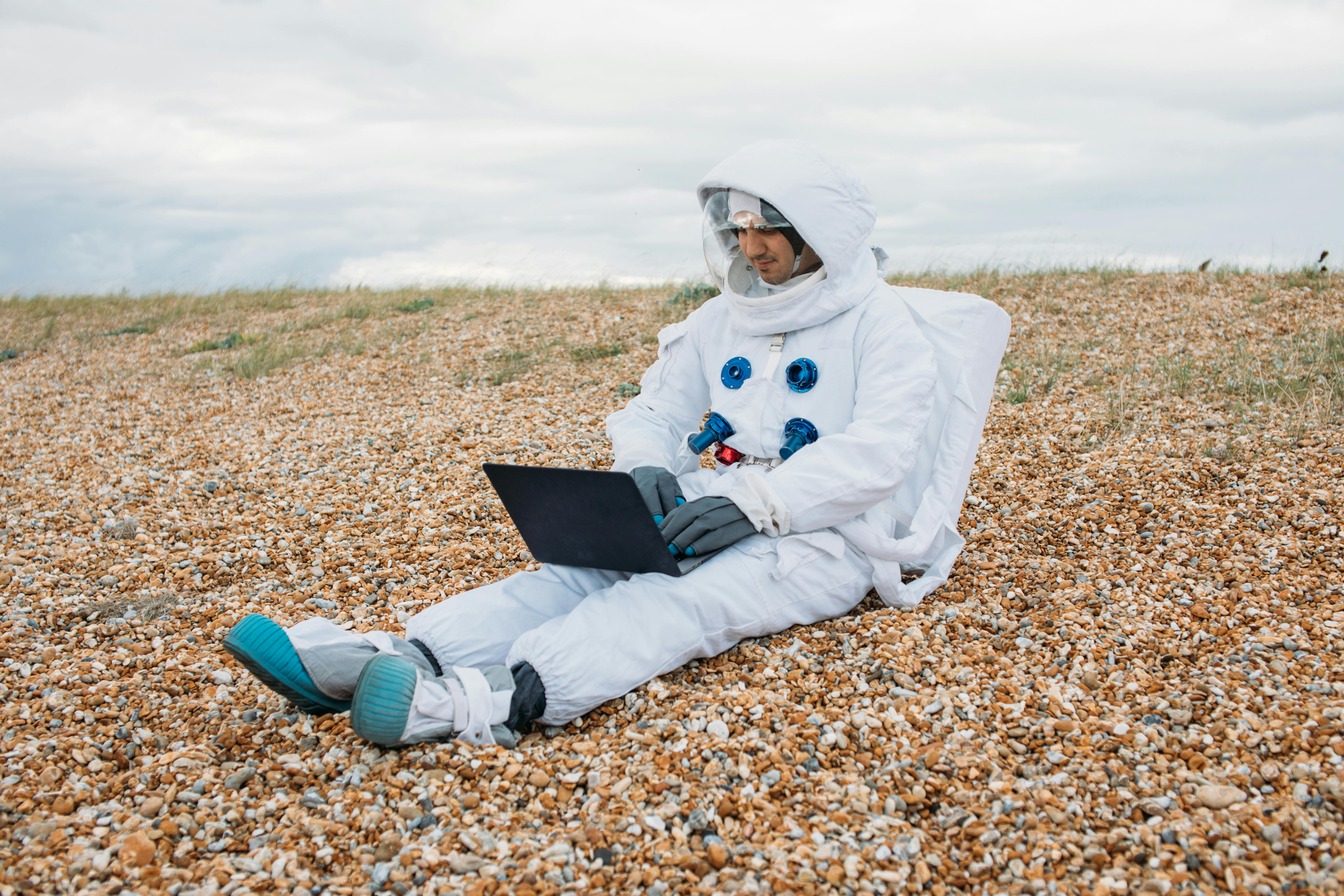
<box><xmin>223</xmin><ymin>139</ymin><xmax>1010</xmax><ymax>748</ymax></box>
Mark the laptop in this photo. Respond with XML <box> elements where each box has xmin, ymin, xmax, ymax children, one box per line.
<box><xmin>482</xmin><ymin>463</ymin><xmax>707</xmax><ymax>577</ymax></box>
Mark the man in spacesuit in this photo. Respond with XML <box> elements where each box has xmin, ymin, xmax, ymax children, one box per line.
<box><xmin>223</xmin><ymin>139</ymin><xmax>1007</xmax><ymax>748</ymax></box>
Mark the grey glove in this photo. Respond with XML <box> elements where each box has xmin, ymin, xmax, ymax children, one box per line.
<box><xmin>630</xmin><ymin>466</ymin><xmax>684</xmax><ymax>523</ymax></box>
<box><xmin>659</xmin><ymin>495</ymin><xmax>756</xmax><ymax>558</ymax></box>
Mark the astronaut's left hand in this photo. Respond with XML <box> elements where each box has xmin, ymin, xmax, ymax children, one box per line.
<box><xmin>659</xmin><ymin>495</ymin><xmax>757</xmax><ymax>558</ymax></box>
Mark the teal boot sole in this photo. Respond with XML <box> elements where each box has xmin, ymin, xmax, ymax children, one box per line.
<box><xmin>223</xmin><ymin>614</ymin><xmax>349</xmax><ymax>715</ymax></box>
<box><xmin>349</xmin><ymin>654</ymin><xmax>422</xmax><ymax>746</ymax></box>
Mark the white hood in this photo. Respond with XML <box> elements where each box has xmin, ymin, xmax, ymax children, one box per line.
<box><xmin>697</xmin><ymin>139</ymin><xmax>882</xmax><ymax>336</ymax></box>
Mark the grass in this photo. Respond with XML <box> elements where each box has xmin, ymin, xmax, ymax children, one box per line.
<box><xmin>1157</xmin><ymin>356</ymin><xmax>1197</xmax><ymax>397</ymax></box>
<box><xmin>569</xmin><ymin>343</ymin><xmax>625</xmax><ymax>362</ymax></box>
<box><xmin>3</xmin><ymin>275</ymin><xmax>1340</xmax><ymax>434</ymax></box>
<box><xmin>80</xmin><ymin>591</ymin><xmax>181</xmax><ymax>622</ymax></box>
<box><xmin>1000</xmin><ymin>346</ymin><xmax>1075</xmax><ymax>404</ymax></box>
<box><xmin>1211</xmin><ymin>328</ymin><xmax>1344</xmax><ymax>418</ymax></box>
<box><xmin>185</xmin><ymin>332</ymin><xmax>253</xmax><ymax>354</ymax></box>
<box><xmin>106</xmin><ymin>322</ymin><xmax>156</xmax><ymax>336</ymax></box>
<box><xmin>395</xmin><ymin>296</ymin><xmax>435</xmax><ymax>314</ymax></box>
<box><xmin>488</xmin><ymin>349</ymin><xmax>536</xmax><ymax>385</ymax></box>
<box><xmin>221</xmin><ymin>339</ymin><xmax>305</xmax><ymax>380</ymax></box>
<box><xmin>668</xmin><ymin>283</ymin><xmax>718</xmax><ymax>305</ymax></box>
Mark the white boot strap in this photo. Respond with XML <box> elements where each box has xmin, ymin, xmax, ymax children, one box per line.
<box><xmin>406</xmin><ymin>673</ymin><xmax>464</xmax><ymax>742</ymax></box>
<box><xmin>452</xmin><ymin>666</ymin><xmax>498</xmax><ymax>745</ymax></box>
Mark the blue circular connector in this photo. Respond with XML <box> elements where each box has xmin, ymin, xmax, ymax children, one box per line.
<box><xmin>780</xmin><ymin>417</ymin><xmax>819</xmax><ymax>459</ymax></box>
<box><xmin>786</xmin><ymin>358</ymin><xmax>819</xmax><ymax>393</ymax></box>
<box><xmin>688</xmin><ymin>411</ymin><xmax>736</xmax><ymax>454</ymax></box>
<box><xmin>721</xmin><ymin>356</ymin><xmax>751</xmax><ymax>389</ymax></box>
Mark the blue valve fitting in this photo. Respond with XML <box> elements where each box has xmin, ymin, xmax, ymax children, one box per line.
<box><xmin>688</xmin><ymin>411</ymin><xmax>736</xmax><ymax>454</ymax></box>
<box><xmin>721</xmin><ymin>356</ymin><xmax>752</xmax><ymax>389</ymax></box>
<box><xmin>779</xmin><ymin>417</ymin><xmax>818</xmax><ymax>459</ymax></box>
<box><xmin>786</xmin><ymin>358</ymin><xmax>819</xmax><ymax>393</ymax></box>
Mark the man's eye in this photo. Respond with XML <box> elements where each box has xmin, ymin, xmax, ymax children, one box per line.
<box><xmin>756</xmin><ymin>227</ymin><xmax>777</xmax><ymax>236</ymax></box>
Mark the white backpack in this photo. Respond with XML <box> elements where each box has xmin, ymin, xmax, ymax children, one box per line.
<box><xmin>839</xmin><ymin>284</ymin><xmax>1010</xmax><ymax>607</ymax></box>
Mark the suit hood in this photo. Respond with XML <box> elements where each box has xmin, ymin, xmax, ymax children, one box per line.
<box><xmin>697</xmin><ymin>139</ymin><xmax>883</xmax><ymax>335</ymax></box>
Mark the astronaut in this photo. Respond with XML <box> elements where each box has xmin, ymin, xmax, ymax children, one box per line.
<box><xmin>223</xmin><ymin>139</ymin><xmax>1007</xmax><ymax>748</ymax></box>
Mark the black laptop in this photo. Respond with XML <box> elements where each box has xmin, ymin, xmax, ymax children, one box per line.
<box><xmin>483</xmin><ymin>464</ymin><xmax>706</xmax><ymax>576</ymax></box>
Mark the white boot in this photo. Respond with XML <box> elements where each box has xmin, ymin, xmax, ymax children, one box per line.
<box><xmin>349</xmin><ymin>655</ymin><xmax>518</xmax><ymax>747</ymax></box>
<box><xmin>223</xmin><ymin>614</ymin><xmax>434</xmax><ymax>715</ymax></box>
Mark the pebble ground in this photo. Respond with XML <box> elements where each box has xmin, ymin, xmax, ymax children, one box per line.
<box><xmin>1</xmin><ymin>271</ymin><xmax>1341</xmax><ymax>895</ymax></box>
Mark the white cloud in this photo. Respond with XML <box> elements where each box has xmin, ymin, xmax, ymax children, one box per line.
<box><xmin>1</xmin><ymin>0</ymin><xmax>1341</xmax><ymax>295</ymax></box>
<box><xmin>332</xmin><ymin>238</ymin><xmax>682</xmax><ymax>289</ymax></box>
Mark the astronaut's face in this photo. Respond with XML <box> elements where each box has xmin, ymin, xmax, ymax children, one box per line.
<box><xmin>736</xmin><ymin>227</ymin><xmax>820</xmax><ymax>285</ymax></box>
<box><xmin>737</xmin><ymin>227</ymin><xmax>798</xmax><ymax>285</ymax></box>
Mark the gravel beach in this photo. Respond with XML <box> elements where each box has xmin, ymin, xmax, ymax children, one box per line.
<box><xmin>1</xmin><ymin>272</ymin><xmax>1341</xmax><ymax>895</ymax></box>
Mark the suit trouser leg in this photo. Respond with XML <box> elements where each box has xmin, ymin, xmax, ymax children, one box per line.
<box><xmin>506</xmin><ymin>531</ymin><xmax>873</xmax><ymax>725</ymax></box>
<box><xmin>406</xmin><ymin>562</ymin><xmax>630</xmax><ymax>669</ymax></box>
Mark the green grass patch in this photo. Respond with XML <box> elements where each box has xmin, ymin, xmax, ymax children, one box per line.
<box><xmin>999</xmin><ymin>345</ymin><xmax>1074</xmax><ymax>403</ymax></box>
<box><xmin>0</xmin><ymin>348</ymin><xmax>19</xmax><ymax>362</ymax></box>
<box><xmin>185</xmin><ymin>332</ymin><xmax>252</xmax><ymax>354</ymax></box>
<box><xmin>1274</xmin><ymin>266</ymin><xmax>1331</xmax><ymax>291</ymax></box>
<box><xmin>1157</xmin><ymin>356</ymin><xmax>1197</xmax><ymax>397</ymax></box>
<box><xmin>489</xmin><ymin>349</ymin><xmax>536</xmax><ymax>385</ymax></box>
<box><xmin>1212</xmin><ymin>327</ymin><xmax>1344</xmax><ymax>424</ymax></box>
<box><xmin>395</xmin><ymin>296</ymin><xmax>435</xmax><ymax>314</ymax></box>
<box><xmin>222</xmin><ymin>339</ymin><xmax>305</xmax><ymax>380</ymax></box>
<box><xmin>106</xmin><ymin>321</ymin><xmax>156</xmax><ymax>336</ymax></box>
<box><xmin>570</xmin><ymin>342</ymin><xmax>625</xmax><ymax>362</ymax></box>
<box><xmin>668</xmin><ymin>283</ymin><xmax>718</xmax><ymax>305</ymax></box>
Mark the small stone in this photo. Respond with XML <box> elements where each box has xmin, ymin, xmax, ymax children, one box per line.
<box><xmin>1195</xmin><ymin>784</ymin><xmax>1246</xmax><ymax>809</ymax></box>
<box><xmin>448</xmin><ymin>852</ymin><xmax>484</xmax><ymax>874</ymax></box>
<box><xmin>528</xmin><ymin>770</ymin><xmax>551</xmax><ymax>788</ymax></box>
<box><xmin>375</xmin><ymin>836</ymin><xmax>401</xmax><ymax>862</ymax></box>
<box><xmin>118</xmin><ymin>831</ymin><xmax>156</xmax><ymax>868</ymax></box>
<box><xmin>707</xmin><ymin>842</ymin><xmax>728</xmax><ymax>869</ymax></box>
<box><xmin>371</xmin><ymin>862</ymin><xmax>392</xmax><ymax>887</ymax></box>
<box><xmin>225</xmin><ymin>768</ymin><xmax>256</xmax><ymax>790</ymax></box>
<box><xmin>706</xmin><ymin>719</ymin><xmax>730</xmax><ymax>740</ymax></box>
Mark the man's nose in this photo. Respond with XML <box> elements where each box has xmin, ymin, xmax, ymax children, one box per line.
<box><xmin>739</xmin><ymin>230</ymin><xmax>765</xmax><ymax>255</ymax></box>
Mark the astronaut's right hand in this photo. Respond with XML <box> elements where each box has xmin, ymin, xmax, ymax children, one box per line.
<box><xmin>630</xmin><ymin>466</ymin><xmax>685</xmax><ymax>523</ymax></box>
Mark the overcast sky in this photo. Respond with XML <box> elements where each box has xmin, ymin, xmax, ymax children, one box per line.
<box><xmin>2</xmin><ymin>0</ymin><xmax>1341</xmax><ymax>296</ymax></box>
